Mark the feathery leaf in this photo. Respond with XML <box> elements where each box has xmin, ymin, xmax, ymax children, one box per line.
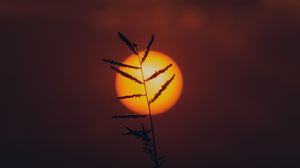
<box><xmin>122</xmin><ymin>124</ymin><xmax>152</xmax><ymax>137</ymax></box>
<box><xmin>117</xmin><ymin>94</ymin><xmax>145</xmax><ymax>99</ymax></box>
<box><xmin>145</xmin><ymin>64</ymin><xmax>172</xmax><ymax>82</ymax></box>
<box><xmin>117</xmin><ymin>32</ymin><xmax>138</xmax><ymax>55</ymax></box>
<box><xmin>122</xmin><ymin>123</ymin><xmax>155</xmax><ymax>162</ymax></box>
<box><xmin>112</xmin><ymin>114</ymin><xmax>148</xmax><ymax>119</ymax></box>
<box><xmin>103</xmin><ymin>58</ymin><xmax>140</xmax><ymax>69</ymax></box>
<box><xmin>111</xmin><ymin>66</ymin><xmax>143</xmax><ymax>84</ymax></box>
<box><xmin>141</xmin><ymin>34</ymin><xmax>155</xmax><ymax>63</ymax></box>
<box><xmin>149</xmin><ymin>74</ymin><xmax>175</xmax><ymax>104</ymax></box>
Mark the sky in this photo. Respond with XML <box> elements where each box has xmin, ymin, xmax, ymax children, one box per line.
<box><xmin>2</xmin><ymin>0</ymin><xmax>300</xmax><ymax>167</ymax></box>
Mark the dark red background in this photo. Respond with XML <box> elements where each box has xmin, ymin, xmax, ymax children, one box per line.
<box><xmin>3</xmin><ymin>0</ymin><xmax>300</xmax><ymax>167</ymax></box>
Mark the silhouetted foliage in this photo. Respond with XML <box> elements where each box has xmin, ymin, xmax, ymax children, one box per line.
<box><xmin>149</xmin><ymin>74</ymin><xmax>175</xmax><ymax>105</ymax></box>
<box><xmin>117</xmin><ymin>32</ymin><xmax>138</xmax><ymax>55</ymax></box>
<box><xmin>123</xmin><ymin>123</ymin><xmax>162</xmax><ymax>165</ymax></box>
<box><xmin>103</xmin><ymin>58</ymin><xmax>140</xmax><ymax>69</ymax></box>
<box><xmin>117</xmin><ymin>94</ymin><xmax>145</xmax><ymax>99</ymax></box>
<box><xmin>112</xmin><ymin>114</ymin><xmax>147</xmax><ymax>119</ymax></box>
<box><xmin>111</xmin><ymin>66</ymin><xmax>143</xmax><ymax>84</ymax></box>
<box><xmin>145</xmin><ymin>64</ymin><xmax>172</xmax><ymax>82</ymax></box>
<box><xmin>141</xmin><ymin>34</ymin><xmax>155</xmax><ymax>63</ymax></box>
<box><xmin>103</xmin><ymin>32</ymin><xmax>174</xmax><ymax>168</ymax></box>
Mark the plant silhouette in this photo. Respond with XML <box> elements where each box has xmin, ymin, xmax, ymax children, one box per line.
<box><xmin>103</xmin><ymin>32</ymin><xmax>175</xmax><ymax>168</ymax></box>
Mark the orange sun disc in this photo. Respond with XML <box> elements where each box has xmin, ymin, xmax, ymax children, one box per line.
<box><xmin>115</xmin><ymin>51</ymin><xmax>183</xmax><ymax>115</ymax></box>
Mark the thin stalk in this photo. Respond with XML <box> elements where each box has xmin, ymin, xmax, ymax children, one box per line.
<box><xmin>137</xmin><ymin>53</ymin><xmax>159</xmax><ymax>167</ymax></box>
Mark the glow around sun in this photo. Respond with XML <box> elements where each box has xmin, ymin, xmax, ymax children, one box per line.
<box><xmin>115</xmin><ymin>51</ymin><xmax>183</xmax><ymax>115</ymax></box>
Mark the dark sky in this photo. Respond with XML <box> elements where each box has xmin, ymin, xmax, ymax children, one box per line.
<box><xmin>3</xmin><ymin>0</ymin><xmax>300</xmax><ymax>167</ymax></box>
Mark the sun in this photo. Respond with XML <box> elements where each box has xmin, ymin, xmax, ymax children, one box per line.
<box><xmin>115</xmin><ymin>51</ymin><xmax>183</xmax><ymax>115</ymax></box>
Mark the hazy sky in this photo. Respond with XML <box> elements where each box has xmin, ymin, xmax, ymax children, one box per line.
<box><xmin>3</xmin><ymin>0</ymin><xmax>300</xmax><ymax>167</ymax></box>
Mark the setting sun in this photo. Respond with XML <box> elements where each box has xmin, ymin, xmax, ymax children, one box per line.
<box><xmin>115</xmin><ymin>51</ymin><xmax>183</xmax><ymax>115</ymax></box>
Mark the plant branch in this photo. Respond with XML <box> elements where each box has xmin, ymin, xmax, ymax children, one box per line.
<box><xmin>136</xmin><ymin>52</ymin><xmax>159</xmax><ymax>167</ymax></box>
<box><xmin>103</xmin><ymin>58</ymin><xmax>140</xmax><ymax>69</ymax></box>
<box><xmin>111</xmin><ymin>66</ymin><xmax>143</xmax><ymax>84</ymax></box>
<box><xmin>117</xmin><ymin>94</ymin><xmax>145</xmax><ymax>99</ymax></box>
<box><xmin>149</xmin><ymin>74</ymin><xmax>175</xmax><ymax>105</ymax></box>
<box><xmin>145</xmin><ymin>64</ymin><xmax>172</xmax><ymax>82</ymax></box>
<box><xmin>112</xmin><ymin>114</ymin><xmax>148</xmax><ymax>119</ymax></box>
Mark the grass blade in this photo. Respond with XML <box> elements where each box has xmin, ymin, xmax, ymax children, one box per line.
<box><xmin>145</xmin><ymin>64</ymin><xmax>172</xmax><ymax>82</ymax></box>
<box><xmin>112</xmin><ymin>114</ymin><xmax>148</xmax><ymax>119</ymax></box>
<box><xmin>122</xmin><ymin>125</ymin><xmax>151</xmax><ymax>136</ymax></box>
<box><xmin>141</xmin><ymin>34</ymin><xmax>155</xmax><ymax>63</ymax></box>
<box><xmin>149</xmin><ymin>74</ymin><xmax>175</xmax><ymax>104</ymax></box>
<box><xmin>103</xmin><ymin>58</ymin><xmax>140</xmax><ymax>69</ymax></box>
<box><xmin>111</xmin><ymin>66</ymin><xmax>143</xmax><ymax>84</ymax></box>
<box><xmin>117</xmin><ymin>32</ymin><xmax>138</xmax><ymax>55</ymax></box>
<box><xmin>117</xmin><ymin>94</ymin><xmax>145</xmax><ymax>99</ymax></box>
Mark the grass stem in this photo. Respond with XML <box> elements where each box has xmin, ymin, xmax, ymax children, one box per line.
<box><xmin>137</xmin><ymin>52</ymin><xmax>159</xmax><ymax>167</ymax></box>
